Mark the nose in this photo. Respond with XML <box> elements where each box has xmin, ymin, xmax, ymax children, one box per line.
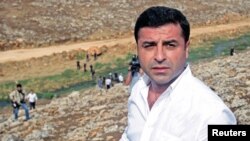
<box><xmin>154</xmin><ymin>44</ymin><xmax>166</xmax><ymax>63</ymax></box>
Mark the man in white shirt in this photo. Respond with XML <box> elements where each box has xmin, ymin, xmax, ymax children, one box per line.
<box><xmin>26</xmin><ymin>90</ymin><xmax>38</xmax><ymax>110</ymax></box>
<box><xmin>105</xmin><ymin>77</ymin><xmax>112</xmax><ymax>90</ymax></box>
<box><xmin>118</xmin><ymin>73</ymin><xmax>124</xmax><ymax>83</ymax></box>
<box><xmin>120</xmin><ymin>6</ymin><xmax>236</xmax><ymax>141</ymax></box>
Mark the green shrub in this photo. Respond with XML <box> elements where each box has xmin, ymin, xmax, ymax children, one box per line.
<box><xmin>76</xmin><ymin>51</ymin><xmax>86</xmax><ymax>60</ymax></box>
<box><xmin>38</xmin><ymin>92</ymin><xmax>54</xmax><ymax>99</ymax></box>
<box><xmin>94</xmin><ymin>62</ymin><xmax>105</xmax><ymax>70</ymax></box>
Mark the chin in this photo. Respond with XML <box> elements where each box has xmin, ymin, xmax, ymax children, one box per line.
<box><xmin>151</xmin><ymin>77</ymin><xmax>172</xmax><ymax>85</ymax></box>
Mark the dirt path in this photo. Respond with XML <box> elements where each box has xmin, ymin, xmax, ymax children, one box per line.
<box><xmin>1</xmin><ymin>19</ymin><xmax>250</xmax><ymax>63</ymax></box>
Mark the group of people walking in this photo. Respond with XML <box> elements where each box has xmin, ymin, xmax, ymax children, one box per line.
<box><xmin>97</xmin><ymin>72</ymin><xmax>124</xmax><ymax>91</ymax></box>
<box><xmin>77</xmin><ymin>52</ymin><xmax>97</xmax><ymax>80</ymax></box>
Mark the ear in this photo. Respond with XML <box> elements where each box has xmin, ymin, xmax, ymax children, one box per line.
<box><xmin>185</xmin><ymin>40</ymin><xmax>190</xmax><ymax>59</ymax></box>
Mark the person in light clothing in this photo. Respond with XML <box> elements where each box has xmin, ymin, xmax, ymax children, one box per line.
<box><xmin>9</xmin><ymin>84</ymin><xmax>30</xmax><ymax>121</ymax></box>
<box><xmin>27</xmin><ymin>90</ymin><xmax>38</xmax><ymax>110</ymax></box>
<box><xmin>120</xmin><ymin>6</ymin><xmax>236</xmax><ymax>141</ymax></box>
<box><xmin>105</xmin><ymin>77</ymin><xmax>112</xmax><ymax>90</ymax></box>
<box><xmin>118</xmin><ymin>73</ymin><xmax>124</xmax><ymax>83</ymax></box>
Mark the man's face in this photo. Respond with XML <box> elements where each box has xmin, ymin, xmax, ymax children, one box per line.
<box><xmin>137</xmin><ymin>23</ymin><xmax>189</xmax><ymax>86</ymax></box>
<box><xmin>17</xmin><ymin>86</ymin><xmax>22</xmax><ymax>92</ymax></box>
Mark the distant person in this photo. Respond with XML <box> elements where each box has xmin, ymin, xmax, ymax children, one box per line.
<box><xmin>94</xmin><ymin>51</ymin><xmax>97</xmax><ymax>60</ymax></box>
<box><xmin>129</xmin><ymin>54</ymin><xmax>140</xmax><ymax>77</ymax></box>
<box><xmin>230</xmin><ymin>47</ymin><xmax>234</xmax><ymax>56</ymax></box>
<box><xmin>91</xmin><ymin>69</ymin><xmax>95</xmax><ymax>80</ymax></box>
<box><xmin>83</xmin><ymin>63</ymin><xmax>87</xmax><ymax>72</ymax></box>
<box><xmin>124</xmin><ymin>67</ymin><xmax>132</xmax><ymax>86</ymax></box>
<box><xmin>90</xmin><ymin>64</ymin><xmax>93</xmax><ymax>73</ymax></box>
<box><xmin>76</xmin><ymin>60</ymin><xmax>81</xmax><ymax>70</ymax></box>
<box><xmin>105</xmin><ymin>77</ymin><xmax>112</xmax><ymax>90</ymax></box>
<box><xmin>109</xmin><ymin>72</ymin><xmax>113</xmax><ymax>80</ymax></box>
<box><xmin>26</xmin><ymin>90</ymin><xmax>38</xmax><ymax>110</ymax></box>
<box><xmin>97</xmin><ymin>76</ymin><xmax>103</xmax><ymax>88</ymax></box>
<box><xmin>97</xmin><ymin>76</ymin><xmax>103</xmax><ymax>94</ymax></box>
<box><xmin>102</xmin><ymin>76</ymin><xmax>106</xmax><ymax>88</ymax></box>
<box><xmin>114</xmin><ymin>72</ymin><xmax>119</xmax><ymax>83</ymax></box>
<box><xmin>86</xmin><ymin>52</ymin><xmax>90</xmax><ymax>62</ymax></box>
<box><xmin>120</xmin><ymin>6</ymin><xmax>236</xmax><ymax>141</ymax></box>
<box><xmin>9</xmin><ymin>84</ymin><xmax>30</xmax><ymax>121</ymax></box>
<box><xmin>118</xmin><ymin>73</ymin><xmax>124</xmax><ymax>83</ymax></box>
<box><xmin>125</xmin><ymin>67</ymin><xmax>144</xmax><ymax>94</ymax></box>
<box><xmin>124</xmin><ymin>54</ymin><xmax>142</xmax><ymax>92</ymax></box>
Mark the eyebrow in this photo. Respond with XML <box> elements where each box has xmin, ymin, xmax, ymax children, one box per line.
<box><xmin>142</xmin><ymin>41</ymin><xmax>157</xmax><ymax>46</ymax></box>
<box><xmin>162</xmin><ymin>40</ymin><xmax>178</xmax><ymax>45</ymax></box>
<box><xmin>142</xmin><ymin>40</ymin><xmax>178</xmax><ymax>46</ymax></box>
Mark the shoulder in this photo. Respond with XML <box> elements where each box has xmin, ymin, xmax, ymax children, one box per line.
<box><xmin>22</xmin><ymin>90</ymin><xmax>27</xmax><ymax>94</ymax></box>
<box><xmin>173</xmin><ymin>74</ymin><xmax>236</xmax><ymax>123</ymax></box>
<box><xmin>177</xmin><ymin>74</ymin><xmax>222</xmax><ymax>105</ymax></box>
<box><xmin>9</xmin><ymin>90</ymin><xmax>17</xmax><ymax>95</ymax></box>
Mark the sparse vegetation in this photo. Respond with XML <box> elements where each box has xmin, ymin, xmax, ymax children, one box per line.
<box><xmin>0</xmin><ymin>53</ymin><xmax>132</xmax><ymax>101</ymax></box>
<box><xmin>76</xmin><ymin>52</ymin><xmax>86</xmax><ymax>60</ymax></box>
<box><xmin>189</xmin><ymin>32</ymin><xmax>250</xmax><ymax>62</ymax></box>
<box><xmin>0</xmin><ymin>31</ymin><xmax>250</xmax><ymax>103</ymax></box>
<box><xmin>1</xmin><ymin>32</ymin><xmax>250</xmax><ymax>102</ymax></box>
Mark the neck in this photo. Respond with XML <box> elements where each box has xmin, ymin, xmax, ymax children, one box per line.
<box><xmin>148</xmin><ymin>84</ymin><xmax>163</xmax><ymax>110</ymax></box>
<box><xmin>150</xmin><ymin>82</ymin><xmax>168</xmax><ymax>95</ymax></box>
<box><xmin>150</xmin><ymin>65</ymin><xmax>187</xmax><ymax>94</ymax></box>
<box><xmin>147</xmin><ymin>65</ymin><xmax>187</xmax><ymax>109</ymax></box>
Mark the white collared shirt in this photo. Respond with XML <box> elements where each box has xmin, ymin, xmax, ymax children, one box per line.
<box><xmin>27</xmin><ymin>93</ymin><xmax>38</xmax><ymax>103</ymax></box>
<box><xmin>120</xmin><ymin>65</ymin><xmax>236</xmax><ymax>141</ymax></box>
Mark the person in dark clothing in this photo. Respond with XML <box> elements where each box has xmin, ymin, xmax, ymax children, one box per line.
<box><xmin>76</xmin><ymin>60</ymin><xmax>81</xmax><ymax>70</ymax></box>
<box><xmin>94</xmin><ymin>51</ymin><xmax>97</xmax><ymax>60</ymax></box>
<box><xmin>114</xmin><ymin>72</ymin><xmax>119</xmax><ymax>83</ymax></box>
<box><xmin>102</xmin><ymin>76</ymin><xmax>106</xmax><ymax>87</ymax></box>
<box><xmin>83</xmin><ymin>63</ymin><xmax>87</xmax><ymax>72</ymax></box>
<box><xmin>91</xmin><ymin>70</ymin><xmax>95</xmax><ymax>80</ymax></box>
<box><xmin>90</xmin><ymin>64</ymin><xmax>93</xmax><ymax>73</ymax></box>
<box><xmin>230</xmin><ymin>47</ymin><xmax>234</xmax><ymax>56</ymax></box>
<box><xmin>86</xmin><ymin>52</ymin><xmax>90</xmax><ymax>62</ymax></box>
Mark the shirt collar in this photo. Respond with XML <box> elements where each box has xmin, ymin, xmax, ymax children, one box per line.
<box><xmin>140</xmin><ymin>64</ymin><xmax>191</xmax><ymax>97</ymax></box>
<box><xmin>168</xmin><ymin>64</ymin><xmax>191</xmax><ymax>94</ymax></box>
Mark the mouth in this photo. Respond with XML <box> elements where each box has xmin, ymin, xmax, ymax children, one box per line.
<box><xmin>152</xmin><ymin>66</ymin><xmax>170</xmax><ymax>73</ymax></box>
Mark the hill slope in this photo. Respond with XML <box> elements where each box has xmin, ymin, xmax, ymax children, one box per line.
<box><xmin>0</xmin><ymin>49</ymin><xmax>249</xmax><ymax>141</ymax></box>
<box><xmin>1</xmin><ymin>0</ymin><xmax>250</xmax><ymax>50</ymax></box>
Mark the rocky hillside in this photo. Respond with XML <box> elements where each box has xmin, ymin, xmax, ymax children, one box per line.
<box><xmin>1</xmin><ymin>0</ymin><xmax>250</xmax><ymax>50</ymax></box>
<box><xmin>0</xmin><ymin>48</ymin><xmax>249</xmax><ymax>141</ymax></box>
<box><xmin>192</xmin><ymin>49</ymin><xmax>250</xmax><ymax>124</ymax></box>
<box><xmin>0</xmin><ymin>85</ymin><xmax>128</xmax><ymax>141</ymax></box>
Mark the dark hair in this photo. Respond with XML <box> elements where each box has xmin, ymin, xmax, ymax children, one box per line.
<box><xmin>134</xmin><ymin>6</ymin><xmax>190</xmax><ymax>43</ymax></box>
<box><xmin>16</xmin><ymin>83</ymin><xmax>22</xmax><ymax>87</ymax></box>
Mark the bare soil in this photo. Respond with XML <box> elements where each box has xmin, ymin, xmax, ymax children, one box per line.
<box><xmin>0</xmin><ymin>19</ymin><xmax>250</xmax><ymax>83</ymax></box>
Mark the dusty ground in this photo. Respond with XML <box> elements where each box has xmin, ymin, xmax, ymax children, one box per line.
<box><xmin>1</xmin><ymin>0</ymin><xmax>250</xmax><ymax>51</ymax></box>
<box><xmin>1</xmin><ymin>0</ymin><xmax>250</xmax><ymax>83</ymax></box>
<box><xmin>0</xmin><ymin>49</ymin><xmax>249</xmax><ymax>140</ymax></box>
<box><xmin>0</xmin><ymin>19</ymin><xmax>250</xmax><ymax>83</ymax></box>
<box><xmin>1</xmin><ymin>19</ymin><xmax>250</xmax><ymax>63</ymax></box>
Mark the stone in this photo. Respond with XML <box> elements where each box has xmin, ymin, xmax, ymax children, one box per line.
<box><xmin>1</xmin><ymin>134</ymin><xmax>22</xmax><ymax>141</ymax></box>
<box><xmin>106</xmin><ymin>135</ymin><xmax>114</xmax><ymax>141</ymax></box>
<box><xmin>0</xmin><ymin>48</ymin><xmax>249</xmax><ymax>141</ymax></box>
